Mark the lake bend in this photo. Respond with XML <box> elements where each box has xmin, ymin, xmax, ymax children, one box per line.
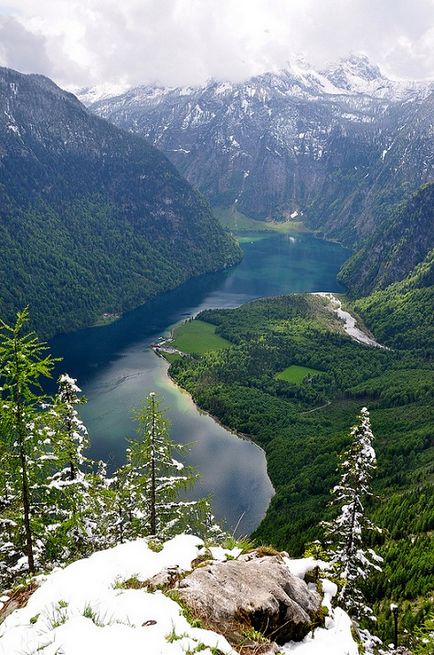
<box><xmin>50</xmin><ymin>231</ymin><xmax>350</xmax><ymax>535</ymax></box>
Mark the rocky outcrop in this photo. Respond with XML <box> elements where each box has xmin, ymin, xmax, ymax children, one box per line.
<box><xmin>178</xmin><ymin>552</ymin><xmax>321</xmax><ymax>648</ymax></box>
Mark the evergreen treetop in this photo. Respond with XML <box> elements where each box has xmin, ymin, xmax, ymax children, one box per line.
<box><xmin>323</xmin><ymin>408</ymin><xmax>383</xmax><ymax>625</ymax></box>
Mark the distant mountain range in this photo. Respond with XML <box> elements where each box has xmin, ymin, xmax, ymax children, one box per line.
<box><xmin>1</xmin><ymin>56</ymin><xmax>432</xmax><ymax>337</ymax></box>
<box><xmin>82</xmin><ymin>55</ymin><xmax>434</xmax><ymax>246</ymax></box>
<box><xmin>0</xmin><ymin>67</ymin><xmax>240</xmax><ymax>337</ymax></box>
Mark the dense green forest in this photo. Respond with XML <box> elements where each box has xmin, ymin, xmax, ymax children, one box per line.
<box><xmin>0</xmin><ymin>67</ymin><xmax>240</xmax><ymax>338</ymax></box>
<box><xmin>353</xmin><ymin>249</ymin><xmax>434</xmax><ymax>351</ymax></box>
<box><xmin>168</xmin><ymin>293</ymin><xmax>433</xmax><ymax>645</ymax></box>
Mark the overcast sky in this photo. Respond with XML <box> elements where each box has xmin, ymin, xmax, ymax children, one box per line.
<box><xmin>1</xmin><ymin>0</ymin><xmax>433</xmax><ymax>90</ymax></box>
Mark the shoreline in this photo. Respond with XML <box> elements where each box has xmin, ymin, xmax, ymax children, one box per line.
<box><xmin>162</xmin><ymin>358</ymin><xmax>276</xmax><ymax>504</ymax></box>
<box><xmin>162</xmin><ymin>360</ymin><xmax>276</xmax><ymax>534</ymax></box>
<box><xmin>52</xmin><ymin>227</ymin><xmax>351</xmax><ymax>341</ymax></box>
<box><xmin>155</xmin><ymin>289</ymin><xmax>385</xmax><ymax>534</ymax></box>
<box><xmin>165</xmin><ymin>361</ymin><xmax>273</xmax><ymax>462</ymax></box>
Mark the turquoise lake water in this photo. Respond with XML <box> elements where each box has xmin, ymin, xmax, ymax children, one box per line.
<box><xmin>50</xmin><ymin>231</ymin><xmax>349</xmax><ymax>533</ymax></box>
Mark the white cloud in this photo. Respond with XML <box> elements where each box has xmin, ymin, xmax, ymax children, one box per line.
<box><xmin>1</xmin><ymin>0</ymin><xmax>434</xmax><ymax>88</ymax></box>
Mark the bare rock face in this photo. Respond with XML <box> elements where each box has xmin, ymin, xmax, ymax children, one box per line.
<box><xmin>178</xmin><ymin>554</ymin><xmax>321</xmax><ymax>646</ymax></box>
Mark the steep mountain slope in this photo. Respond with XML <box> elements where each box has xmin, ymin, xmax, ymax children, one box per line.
<box><xmin>339</xmin><ymin>181</ymin><xmax>434</xmax><ymax>350</ymax></box>
<box><xmin>313</xmin><ymin>92</ymin><xmax>434</xmax><ymax>242</ymax></box>
<box><xmin>339</xmin><ymin>182</ymin><xmax>434</xmax><ymax>295</ymax></box>
<box><xmin>0</xmin><ymin>67</ymin><xmax>240</xmax><ymax>337</ymax></box>
<box><xmin>86</xmin><ymin>56</ymin><xmax>433</xmax><ymax>245</ymax></box>
<box><xmin>352</xmin><ymin>249</ymin><xmax>434</xmax><ymax>351</ymax></box>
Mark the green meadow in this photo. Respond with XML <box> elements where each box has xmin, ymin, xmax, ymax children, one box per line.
<box><xmin>172</xmin><ymin>319</ymin><xmax>231</xmax><ymax>354</ymax></box>
<box><xmin>275</xmin><ymin>364</ymin><xmax>323</xmax><ymax>384</ymax></box>
<box><xmin>213</xmin><ymin>206</ymin><xmax>307</xmax><ymax>234</ymax></box>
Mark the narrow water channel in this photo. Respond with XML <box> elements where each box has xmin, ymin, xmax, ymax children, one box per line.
<box><xmin>50</xmin><ymin>231</ymin><xmax>349</xmax><ymax>534</ymax></box>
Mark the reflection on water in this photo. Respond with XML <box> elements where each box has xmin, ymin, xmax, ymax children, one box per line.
<box><xmin>50</xmin><ymin>232</ymin><xmax>349</xmax><ymax>534</ymax></box>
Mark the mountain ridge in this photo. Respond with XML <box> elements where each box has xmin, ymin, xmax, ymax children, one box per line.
<box><xmin>0</xmin><ymin>66</ymin><xmax>240</xmax><ymax>338</ymax></box>
<box><xmin>83</xmin><ymin>55</ymin><xmax>433</xmax><ymax>246</ymax></box>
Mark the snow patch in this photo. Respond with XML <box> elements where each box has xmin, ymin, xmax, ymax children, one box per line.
<box><xmin>0</xmin><ymin>535</ymin><xmax>238</xmax><ymax>655</ymax></box>
<box><xmin>282</xmin><ymin>607</ymin><xmax>358</xmax><ymax>655</ymax></box>
<box><xmin>0</xmin><ymin>536</ymin><xmax>361</xmax><ymax>655</ymax></box>
<box><xmin>208</xmin><ymin>546</ymin><xmax>242</xmax><ymax>561</ymax></box>
<box><xmin>73</xmin><ymin>83</ymin><xmax>130</xmax><ymax>106</ymax></box>
<box><xmin>284</xmin><ymin>556</ymin><xmax>329</xmax><ymax>579</ymax></box>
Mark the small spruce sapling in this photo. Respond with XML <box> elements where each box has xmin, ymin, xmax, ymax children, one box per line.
<box><xmin>323</xmin><ymin>407</ymin><xmax>383</xmax><ymax>626</ymax></box>
<box><xmin>113</xmin><ymin>392</ymin><xmax>218</xmax><ymax>540</ymax></box>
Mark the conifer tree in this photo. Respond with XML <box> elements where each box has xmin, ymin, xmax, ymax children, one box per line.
<box><xmin>53</xmin><ymin>374</ymin><xmax>88</xmax><ymax>480</ymax></box>
<box><xmin>0</xmin><ymin>309</ymin><xmax>58</xmax><ymax>579</ymax></box>
<box><xmin>114</xmin><ymin>392</ymin><xmax>216</xmax><ymax>540</ymax></box>
<box><xmin>45</xmin><ymin>374</ymin><xmax>105</xmax><ymax>562</ymax></box>
<box><xmin>323</xmin><ymin>407</ymin><xmax>382</xmax><ymax>623</ymax></box>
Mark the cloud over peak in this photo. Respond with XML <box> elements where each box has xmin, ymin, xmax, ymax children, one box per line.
<box><xmin>1</xmin><ymin>0</ymin><xmax>433</xmax><ymax>88</ymax></box>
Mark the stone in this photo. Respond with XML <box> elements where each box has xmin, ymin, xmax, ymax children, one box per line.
<box><xmin>146</xmin><ymin>566</ymin><xmax>180</xmax><ymax>590</ymax></box>
<box><xmin>178</xmin><ymin>554</ymin><xmax>321</xmax><ymax>646</ymax></box>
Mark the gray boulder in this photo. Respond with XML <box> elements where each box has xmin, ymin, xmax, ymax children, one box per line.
<box><xmin>178</xmin><ymin>554</ymin><xmax>321</xmax><ymax>646</ymax></box>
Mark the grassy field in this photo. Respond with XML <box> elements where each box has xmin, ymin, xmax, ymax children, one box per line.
<box><xmin>237</xmin><ymin>234</ymin><xmax>269</xmax><ymax>243</ymax></box>
<box><xmin>172</xmin><ymin>320</ymin><xmax>230</xmax><ymax>354</ymax></box>
<box><xmin>213</xmin><ymin>206</ymin><xmax>307</xmax><ymax>234</ymax></box>
<box><xmin>275</xmin><ymin>364</ymin><xmax>323</xmax><ymax>384</ymax></box>
<box><xmin>162</xmin><ymin>352</ymin><xmax>182</xmax><ymax>364</ymax></box>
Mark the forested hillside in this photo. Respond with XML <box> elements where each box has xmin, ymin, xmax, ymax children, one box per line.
<box><xmin>0</xmin><ymin>67</ymin><xmax>240</xmax><ymax>337</ymax></box>
<box><xmin>339</xmin><ymin>183</ymin><xmax>434</xmax><ymax>296</ymax></box>
<box><xmin>168</xmin><ymin>293</ymin><xmax>433</xmax><ymax>645</ymax></box>
<box><xmin>352</xmin><ymin>250</ymin><xmax>434</xmax><ymax>351</ymax></box>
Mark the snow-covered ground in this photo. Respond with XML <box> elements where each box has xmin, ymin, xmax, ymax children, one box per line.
<box><xmin>0</xmin><ymin>535</ymin><xmax>359</xmax><ymax>655</ymax></box>
<box><xmin>314</xmin><ymin>292</ymin><xmax>386</xmax><ymax>348</ymax></box>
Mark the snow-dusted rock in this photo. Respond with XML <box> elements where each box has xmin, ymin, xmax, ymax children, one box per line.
<box><xmin>0</xmin><ymin>536</ymin><xmax>361</xmax><ymax>655</ymax></box>
<box><xmin>178</xmin><ymin>554</ymin><xmax>321</xmax><ymax>645</ymax></box>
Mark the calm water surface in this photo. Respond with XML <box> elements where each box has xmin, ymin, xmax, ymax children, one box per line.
<box><xmin>50</xmin><ymin>232</ymin><xmax>349</xmax><ymax>534</ymax></box>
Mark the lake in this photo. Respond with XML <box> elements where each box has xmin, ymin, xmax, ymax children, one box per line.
<box><xmin>50</xmin><ymin>231</ymin><xmax>349</xmax><ymax>534</ymax></box>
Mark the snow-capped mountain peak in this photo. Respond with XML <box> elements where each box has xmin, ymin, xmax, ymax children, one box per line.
<box><xmin>83</xmin><ymin>55</ymin><xmax>433</xmax><ymax>235</ymax></box>
<box><xmin>72</xmin><ymin>82</ymin><xmax>131</xmax><ymax>106</ymax></box>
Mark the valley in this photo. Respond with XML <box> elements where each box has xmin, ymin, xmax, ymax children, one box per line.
<box><xmin>167</xmin><ymin>290</ymin><xmax>433</xmax><ymax>644</ymax></box>
<box><xmin>49</xmin><ymin>229</ymin><xmax>349</xmax><ymax>534</ymax></box>
<box><xmin>0</xmin><ymin>43</ymin><xmax>433</xmax><ymax>653</ymax></box>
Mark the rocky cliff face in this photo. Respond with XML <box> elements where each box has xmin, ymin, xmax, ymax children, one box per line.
<box><xmin>0</xmin><ymin>67</ymin><xmax>240</xmax><ymax>337</ymax></box>
<box><xmin>85</xmin><ymin>55</ymin><xmax>433</xmax><ymax>245</ymax></box>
